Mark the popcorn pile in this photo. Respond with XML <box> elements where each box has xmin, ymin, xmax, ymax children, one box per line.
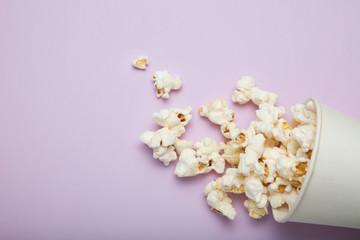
<box><xmin>139</xmin><ymin>71</ymin><xmax>317</xmax><ymax>220</ymax></box>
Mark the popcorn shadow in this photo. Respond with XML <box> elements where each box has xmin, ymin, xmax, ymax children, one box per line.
<box><xmin>269</xmin><ymin>218</ymin><xmax>360</xmax><ymax>240</ymax></box>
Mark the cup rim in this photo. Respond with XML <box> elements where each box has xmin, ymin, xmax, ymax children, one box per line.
<box><xmin>273</xmin><ymin>98</ymin><xmax>322</xmax><ymax>222</ymax></box>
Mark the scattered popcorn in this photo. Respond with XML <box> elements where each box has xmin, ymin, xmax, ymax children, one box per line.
<box><xmin>199</xmin><ymin>99</ymin><xmax>235</xmax><ymax>125</ymax></box>
<box><xmin>238</xmin><ymin>134</ymin><xmax>266</xmax><ymax>176</ymax></box>
<box><xmin>204</xmin><ymin>180</ymin><xmax>237</xmax><ymax>220</ymax></box>
<box><xmin>251</xmin><ymin>103</ymin><xmax>285</xmax><ymax>138</ymax></box>
<box><xmin>244</xmin><ymin>199</ymin><xmax>269</xmax><ymax>219</ymax></box>
<box><xmin>132</xmin><ymin>56</ymin><xmax>149</xmax><ymax>69</ymax></box>
<box><xmin>140</xmin><ymin>128</ymin><xmax>178</xmax><ymax>166</ymax></box>
<box><xmin>152</xmin><ymin>106</ymin><xmax>192</xmax><ymax>137</ymax></box>
<box><xmin>272</xmin><ymin>118</ymin><xmax>292</xmax><ymax>146</ymax></box>
<box><xmin>141</xmin><ymin>75</ymin><xmax>318</xmax><ymax>223</ymax></box>
<box><xmin>222</xmin><ymin>140</ymin><xmax>244</xmax><ymax>168</ymax></box>
<box><xmin>291</xmin><ymin>100</ymin><xmax>317</xmax><ymax>125</ymax></box>
<box><xmin>262</xmin><ymin>147</ymin><xmax>287</xmax><ymax>183</ymax></box>
<box><xmin>140</xmin><ymin>107</ymin><xmax>192</xmax><ymax>166</ymax></box>
<box><xmin>174</xmin><ymin>138</ymin><xmax>225</xmax><ymax>177</ymax></box>
<box><xmin>232</xmin><ymin>76</ymin><xmax>278</xmax><ymax>106</ymax></box>
<box><xmin>290</xmin><ymin>124</ymin><xmax>316</xmax><ymax>152</ymax></box>
<box><xmin>152</xmin><ymin>70</ymin><xmax>182</xmax><ymax>98</ymax></box>
<box><xmin>244</xmin><ymin>174</ymin><xmax>267</xmax><ymax>203</ymax></box>
<box><xmin>220</xmin><ymin>121</ymin><xmax>241</xmax><ymax>140</ymax></box>
<box><xmin>219</xmin><ymin>168</ymin><xmax>245</xmax><ymax>193</ymax></box>
<box><xmin>174</xmin><ymin>139</ymin><xmax>193</xmax><ymax>155</ymax></box>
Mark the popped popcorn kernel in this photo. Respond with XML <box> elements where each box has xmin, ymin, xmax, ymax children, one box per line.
<box><xmin>244</xmin><ymin>199</ymin><xmax>269</xmax><ymax>219</ymax></box>
<box><xmin>152</xmin><ymin>70</ymin><xmax>182</xmax><ymax>98</ymax></box>
<box><xmin>199</xmin><ymin>99</ymin><xmax>235</xmax><ymax>125</ymax></box>
<box><xmin>152</xmin><ymin>106</ymin><xmax>192</xmax><ymax>137</ymax></box>
<box><xmin>204</xmin><ymin>180</ymin><xmax>237</xmax><ymax>220</ymax></box>
<box><xmin>132</xmin><ymin>56</ymin><xmax>149</xmax><ymax>69</ymax></box>
<box><xmin>232</xmin><ymin>76</ymin><xmax>278</xmax><ymax>106</ymax></box>
<box><xmin>290</xmin><ymin>124</ymin><xmax>316</xmax><ymax>152</ymax></box>
<box><xmin>140</xmin><ymin>128</ymin><xmax>178</xmax><ymax>166</ymax></box>
<box><xmin>174</xmin><ymin>138</ymin><xmax>225</xmax><ymax>177</ymax></box>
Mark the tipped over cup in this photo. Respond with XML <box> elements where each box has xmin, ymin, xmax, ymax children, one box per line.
<box><xmin>273</xmin><ymin>98</ymin><xmax>360</xmax><ymax>229</ymax></box>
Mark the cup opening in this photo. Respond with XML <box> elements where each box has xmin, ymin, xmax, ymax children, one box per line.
<box><xmin>273</xmin><ymin>98</ymin><xmax>322</xmax><ymax>223</ymax></box>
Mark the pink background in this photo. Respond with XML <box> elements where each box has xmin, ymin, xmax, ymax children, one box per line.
<box><xmin>1</xmin><ymin>0</ymin><xmax>360</xmax><ymax>239</ymax></box>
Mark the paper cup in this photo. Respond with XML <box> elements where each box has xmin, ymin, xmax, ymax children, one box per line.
<box><xmin>273</xmin><ymin>98</ymin><xmax>360</xmax><ymax>229</ymax></box>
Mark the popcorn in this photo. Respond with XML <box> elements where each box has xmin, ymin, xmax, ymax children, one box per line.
<box><xmin>220</xmin><ymin>121</ymin><xmax>241</xmax><ymax>140</ymax></box>
<box><xmin>275</xmin><ymin>152</ymin><xmax>309</xmax><ymax>180</ymax></box>
<box><xmin>268</xmin><ymin>177</ymin><xmax>297</xmax><ymax>209</ymax></box>
<box><xmin>251</xmin><ymin>103</ymin><xmax>285</xmax><ymax>138</ymax></box>
<box><xmin>251</xmin><ymin>87</ymin><xmax>278</xmax><ymax>106</ymax></box>
<box><xmin>199</xmin><ymin>99</ymin><xmax>235</xmax><ymax>125</ymax></box>
<box><xmin>244</xmin><ymin>174</ymin><xmax>267</xmax><ymax>203</ymax></box>
<box><xmin>152</xmin><ymin>106</ymin><xmax>192</xmax><ymax>137</ymax></box>
<box><xmin>140</xmin><ymin>75</ymin><xmax>318</xmax><ymax>223</ymax></box>
<box><xmin>244</xmin><ymin>199</ymin><xmax>269</xmax><ymax>219</ymax></box>
<box><xmin>204</xmin><ymin>180</ymin><xmax>237</xmax><ymax>220</ymax></box>
<box><xmin>231</xmin><ymin>76</ymin><xmax>254</xmax><ymax>104</ymax></box>
<box><xmin>174</xmin><ymin>139</ymin><xmax>193</xmax><ymax>155</ymax></box>
<box><xmin>272</xmin><ymin>118</ymin><xmax>292</xmax><ymax>146</ymax></box>
<box><xmin>232</xmin><ymin>76</ymin><xmax>278</xmax><ymax>106</ymax></box>
<box><xmin>174</xmin><ymin>138</ymin><xmax>225</xmax><ymax>177</ymax></box>
<box><xmin>290</xmin><ymin>124</ymin><xmax>316</xmax><ymax>152</ymax></box>
<box><xmin>140</xmin><ymin>107</ymin><xmax>192</xmax><ymax>166</ymax></box>
<box><xmin>262</xmin><ymin>147</ymin><xmax>287</xmax><ymax>183</ymax></box>
<box><xmin>291</xmin><ymin>100</ymin><xmax>317</xmax><ymax>125</ymax></box>
<box><xmin>238</xmin><ymin>134</ymin><xmax>266</xmax><ymax>176</ymax></box>
<box><xmin>152</xmin><ymin>70</ymin><xmax>182</xmax><ymax>98</ymax></box>
<box><xmin>220</xmin><ymin>168</ymin><xmax>245</xmax><ymax>193</ymax></box>
<box><xmin>132</xmin><ymin>56</ymin><xmax>149</xmax><ymax>69</ymax></box>
<box><xmin>140</xmin><ymin>128</ymin><xmax>178</xmax><ymax>166</ymax></box>
<box><xmin>222</xmin><ymin>140</ymin><xmax>244</xmax><ymax>168</ymax></box>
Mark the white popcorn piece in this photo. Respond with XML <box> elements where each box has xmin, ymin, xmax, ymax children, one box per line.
<box><xmin>262</xmin><ymin>147</ymin><xmax>287</xmax><ymax>183</ymax></box>
<box><xmin>291</xmin><ymin>100</ymin><xmax>317</xmax><ymax>125</ymax></box>
<box><xmin>290</xmin><ymin>124</ymin><xmax>317</xmax><ymax>152</ymax></box>
<box><xmin>283</xmin><ymin>189</ymin><xmax>298</xmax><ymax>209</ymax></box>
<box><xmin>232</xmin><ymin>76</ymin><xmax>278</xmax><ymax>106</ymax></box>
<box><xmin>220</xmin><ymin>121</ymin><xmax>241</xmax><ymax>140</ymax></box>
<box><xmin>220</xmin><ymin>168</ymin><xmax>245</xmax><ymax>194</ymax></box>
<box><xmin>199</xmin><ymin>99</ymin><xmax>235</xmax><ymax>125</ymax></box>
<box><xmin>286</xmin><ymin>139</ymin><xmax>301</xmax><ymax>155</ymax></box>
<box><xmin>222</xmin><ymin>140</ymin><xmax>244</xmax><ymax>168</ymax></box>
<box><xmin>252</xmin><ymin>103</ymin><xmax>285</xmax><ymax>138</ymax></box>
<box><xmin>239</xmin><ymin>125</ymin><xmax>257</xmax><ymax>148</ymax></box>
<box><xmin>152</xmin><ymin>70</ymin><xmax>182</xmax><ymax>98</ymax></box>
<box><xmin>132</xmin><ymin>56</ymin><xmax>149</xmax><ymax>69</ymax></box>
<box><xmin>251</xmin><ymin>87</ymin><xmax>278</xmax><ymax>106</ymax></box>
<box><xmin>140</xmin><ymin>128</ymin><xmax>178</xmax><ymax>166</ymax></box>
<box><xmin>238</xmin><ymin>134</ymin><xmax>266</xmax><ymax>176</ymax></box>
<box><xmin>244</xmin><ymin>199</ymin><xmax>269</xmax><ymax>219</ymax></box>
<box><xmin>275</xmin><ymin>152</ymin><xmax>309</xmax><ymax>180</ymax></box>
<box><xmin>204</xmin><ymin>180</ymin><xmax>237</xmax><ymax>220</ymax></box>
<box><xmin>152</xmin><ymin>106</ymin><xmax>192</xmax><ymax>137</ymax></box>
<box><xmin>174</xmin><ymin>149</ymin><xmax>203</xmax><ymax>177</ymax></box>
<box><xmin>231</xmin><ymin>76</ymin><xmax>254</xmax><ymax>104</ymax></box>
<box><xmin>152</xmin><ymin>145</ymin><xmax>177</xmax><ymax>165</ymax></box>
<box><xmin>174</xmin><ymin>138</ymin><xmax>225</xmax><ymax>177</ymax></box>
<box><xmin>244</xmin><ymin>174</ymin><xmax>267</xmax><ymax>203</ymax></box>
<box><xmin>268</xmin><ymin>177</ymin><xmax>298</xmax><ymax>210</ymax></box>
<box><xmin>272</xmin><ymin>118</ymin><xmax>292</xmax><ymax>146</ymax></box>
<box><xmin>174</xmin><ymin>139</ymin><xmax>193</xmax><ymax>155</ymax></box>
<box><xmin>140</xmin><ymin>128</ymin><xmax>176</xmax><ymax>149</ymax></box>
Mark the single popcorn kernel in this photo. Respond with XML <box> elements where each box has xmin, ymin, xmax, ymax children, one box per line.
<box><xmin>132</xmin><ymin>56</ymin><xmax>149</xmax><ymax>69</ymax></box>
<box><xmin>152</xmin><ymin>70</ymin><xmax>182</xmax><ymax>99</ymax></box>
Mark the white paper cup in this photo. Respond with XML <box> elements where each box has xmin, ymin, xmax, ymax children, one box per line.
<box><xmin>273</xmin><ymin>98</ymin><xmax>360</xmax><ymax>229</ymax></box>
